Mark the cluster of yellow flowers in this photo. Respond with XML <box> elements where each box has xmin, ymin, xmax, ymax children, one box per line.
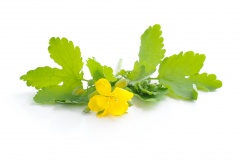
<box><xmin>88</xmin><ymin>78</ymin><xmax>133</xmax><ymax>117</ymax></box>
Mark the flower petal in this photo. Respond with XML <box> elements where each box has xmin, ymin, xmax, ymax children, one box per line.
<box><xmin>108</xmin><ymin>99</ymin><xmax>129</xmax><ymax>116</ymax></box>
<box><xmin>95</xmin><ymin>78</ymin><xmax>112</xmax><ymax>96</ymax></box>
<box><xmin>112</xmin><ymin>87</ymin><xmax>134</xmax><ymax>101</ymax></box>
<box><xmin>88</xmin><ymin>95</ymin><xmax>109</xmax><ymax>112</ymax></box>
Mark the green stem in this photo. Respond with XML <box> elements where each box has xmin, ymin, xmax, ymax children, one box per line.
<box><xmin>116</xmin><ymin>58</ymin><xmax>123</xmax><ymax>73</ymax></box>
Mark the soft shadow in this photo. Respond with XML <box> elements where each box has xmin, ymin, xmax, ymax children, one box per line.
<box><xmin>18</xmin><ymin>91</ymin><xmax>86</xmax><ymax>113</ymax></box>
<box><xmin>166</xmin><ymin>93</ymin><xmax>196</xmax><ymax>103</ymax></box>
<box><xmin>38</xmin><ymin>102</ymin><xmax>87</xmax><ymax>114</ymax></box>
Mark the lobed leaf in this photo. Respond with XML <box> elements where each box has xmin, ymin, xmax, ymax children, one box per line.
<box><xmin>86</xmin><ymin>58</ymin><xmax>117</xmax><ymax>82</ymax></box>
<box><xmin>20</xmin><ymin>37</ymin><xmax>84</xmax><ymax>90</ymax></box>
<box><xmin>20</xmin><ymin>67</ymin><xmax>62</xmax><ymax>89</ymax></box>
<box><xmin>48</xmin><ymin>37</ymin><xmax>83</xmax><ymax>74</ymax></box>
<box><xmin>34</xmin><ymin>86</ymin><xmax>89</xmax><ymax>104</ymax></box>
<box><xmin>158</xmin><ymin>51</ymin><xmax>206</xmax><ymax>100</ymax></box>
<box><xmin>189</xmin><ymin>73</ymin><xmax>222</xmax><ymax>91</ymax></box>
<box><xmin>127</xmin><ymin>24</ymin><xmax>166</xmax><ymax>81</ymax></box>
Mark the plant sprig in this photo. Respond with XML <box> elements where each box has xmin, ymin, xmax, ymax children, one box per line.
<box><xmin>20</xmin><ymin>24</ymin><xmax>222</xmax><ymax>116</ymax></box>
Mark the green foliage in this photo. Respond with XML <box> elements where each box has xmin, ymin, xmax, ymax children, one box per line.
<box><xmin>127</xmin><ymin>24</ymin><xmax>166</xmax><ymax>81</ymax></box>
<box><xmin>48</xmin><ymin>37</ymin><xmax>84</xmax><ymax>88</ymax></box>
<box><xmin>20</xmin><ymin>67</ymin><xmax>62</xmax><ymax>89</ymax></box>
<box><xmin>158</xmin><ymin>51</ymin><xmax>221</xmax><ymax>99</ymax></box>
<box><xmin>20</xmin><ymin>37</ymin><xmax>85</xmax><ymax>105</ymax></box>
<box><xmin>34</xmin><ymin>86</ymin><xmax>88</xmax><ymax>104</ymax></box>
<box><xmin>189</xmin><ymin>73</ymin><xmax>222</xmax><ymax>91</ymax></box>
<box><xmin>86</xmin><ymin>58</ymin><xmax>117</xmax><ymax>82</ymax></box>
<box><xmin>21</xmin><ymin>37</ymin><xmax>84</xmax><ymax>89</ymax></box>
<box><xmin>127</xmin><ymin>80</ymin><xmax>168</xmax><ymax>102</ymax></box>
<box><xmin>48</xmin><ymin>37</ymin><xmax>83</xmax><ymax>75</ymax></box>
<box><xmin>20</xmin><ymin>24</ymin><xmax>222</xmax><ymax>114</ymax></box>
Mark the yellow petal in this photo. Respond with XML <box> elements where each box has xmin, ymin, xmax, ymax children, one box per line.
<box><xmin>108</xmin><ymin>99</ymin><xmax>129</xmax><ymax>116</ymax></box>
<box><xmin>112</xmin><ymin>87</ymin><xmax>134</xmax><ymax>101</ymax></box>
<box><xmin>95</xmin><ymin>78</ymin><xmax>112</xmax><ymax>96</ymax></box>
<box><xmin>88</xmin><ymin>95</ymin><xmax>109</xmax><ymax>112</ymax></box>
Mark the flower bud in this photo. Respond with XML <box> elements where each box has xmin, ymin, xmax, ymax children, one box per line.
<box><xmin>115</xmin><ymin>78</ymin><xmax>128</xmax><ymax>88</ymax></box>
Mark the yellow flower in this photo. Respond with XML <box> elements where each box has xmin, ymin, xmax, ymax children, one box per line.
<box><xmin>88</xmin><ymin>78</ymin><xmax>134</xmax><ymax>116</ymax></box>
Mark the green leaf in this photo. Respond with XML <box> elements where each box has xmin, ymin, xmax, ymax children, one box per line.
<box><xmin>159</xmin><ymin>51</ymin><xmax>206</xmax><ymax>77</ymax></box>
<box><xmin>20</xmin><ymin>67</ymin><xmax>62</xmax><ymax>89</ymax></box>
<box><xmin>133</xmin><ymin>91</ymin><xmax>167</xmax><ymax>102</ymax></box>
<box><xmin>34</xmin><ymin>86</ymin><xmax>89</xmax><ymax>104</ymax></box>
<box><xmin>61</xmin><ymin>71</ymin><xmax>83</xmax><ymax>88</ymax></box>
<box><xmin>86</xmin><ymin>58</ymin><xmax>117</xmax><ymax>82</ymax></box>
<box><xmin>159</xmin><ymin>77</ymin><xmax>198</xmax><ymax>100</ymax></box>
<box><xmin>48</xmin><ymin>37</ymin><xmax>84</xmax><ymax>88</ymax></box>
<box><xmin>188</xmin><ymin>73</ymin><xmax>222</xmax><ymax>91</ymax></box>
<box><xmin>21</xmin><ymin>37</ymin><xmax>84</xmax><ymax>89</ymax></box>
<box><xmin>127</xmin><ymin>80</ymin><xmax>168</xmax><ymax>102</ymax></box>
<box><xmin>48</xmin><ymin>37</ymin><xmax>83</xmax><ymax>73</ymax></box>
<box><xmin>127</xmin><ymin>24</ymin><xmax>166</xmax><ymax>81</ymax></box>
<box><xmin>158</xmin><ymin>51</ymin><xmax>206</xmax><ymax>100</ymax></box>
<box><xmin>103</xmin><ymin>66</ymin><xmax>117</xmax><ymax>81</ymax></box>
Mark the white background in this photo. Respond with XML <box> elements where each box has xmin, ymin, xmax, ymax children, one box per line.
<box><xmin>0</xmin><ymin>0</ymin><xmax>240</xmax><ymax>159</ymax></box>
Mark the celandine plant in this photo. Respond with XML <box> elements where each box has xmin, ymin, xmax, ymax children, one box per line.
<box><xmin>20</xmin><ymin>24</ymin><xmax>222</xmax><ymax>117</ymax></box>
